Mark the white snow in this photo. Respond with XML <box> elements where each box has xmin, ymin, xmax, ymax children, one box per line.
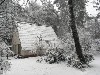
<box><xmin>2</xmin><ymin>55</ymin><xmax>100</xmax><ymax>75</ymax></box>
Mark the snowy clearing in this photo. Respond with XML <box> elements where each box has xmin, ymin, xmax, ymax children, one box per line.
<box><xmin>2</xmin><ymin>55</ymin><xmax>100</xmax><ymax>75</ymax></box>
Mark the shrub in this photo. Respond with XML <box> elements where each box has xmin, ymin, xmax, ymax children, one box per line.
<box><xmin>66</xmin><ymin>53</ymin><xmax>94</xmax><ymax>69</ymax></box>
<box><xmin>45</xmin><ymin>48</ymin><xmax>66</xmax><ymax>64</ymax></box>
<box><xmin>0</xmin><ymin>59</ymin><xmax>11</xmax><ymax>74</ymax></box>
<box><xmin>84</xmin><ymin>53</ymin><xmax>94</xmax><ymax>64</ymax></box>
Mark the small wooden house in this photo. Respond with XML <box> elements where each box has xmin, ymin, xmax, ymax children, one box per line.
<box><xmin>12</xmin><ymin>22</ymin><xmax>62</xmax><ymax>57</ymax></box>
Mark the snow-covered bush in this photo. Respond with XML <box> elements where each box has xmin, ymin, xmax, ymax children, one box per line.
<box><xmin>0</xmin><ymin>38</ymin><xmax>14</xmax><ymax>57</ymax></box>
<box><xmin>84</xmin><ymin>53</ymin><xmax>94</xmax><ymax>64</ymax></box>
<box><xmin>0</xmin><ymin>60</ymin><xmax>11</xmax><ymax>74</ymax></box>
<box><xmin>91</xmin><ymin>39</ymin><xmax>100</xmax><ymax>54</ymax></box>
<box><xmin>44</xmin><ymin>48</ymin><xmax>66</xmax><ymax>64</ymax></box>
<box><xmin>0</xmin><ymin>56</ymin><xmax>11</xmax><ymax>74</ymax></box>
<box><xmin>66</xmin><ymin>53</ymin><xmax>94</xmax><ymax>69</ymax></box>
<box><xmin>0</xmin><ymin>38</ymin><xmax>12</xmax><ymax>74</ymax></box>
<box><xmin>66</xmin><ymin>53</ymin><xmax>83</xmax><ymax>69</ymax></box>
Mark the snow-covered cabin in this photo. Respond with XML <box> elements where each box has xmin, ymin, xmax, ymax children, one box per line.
<box><xmin>12</xmin><ymin>22</ymin><xmax>62</xmax><ymax>57</ymax></box>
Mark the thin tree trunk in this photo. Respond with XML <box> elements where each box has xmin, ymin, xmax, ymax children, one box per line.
<box><xmin>68</xmin><ymin>0</ymin><xmax>86</xmax><ymax>64</ymax></box>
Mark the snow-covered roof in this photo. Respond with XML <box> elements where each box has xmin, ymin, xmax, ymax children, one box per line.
<box><xmin>17</xmin><ymin>23</ymin><xmax>61</xmax><ymax>51</ymax></box>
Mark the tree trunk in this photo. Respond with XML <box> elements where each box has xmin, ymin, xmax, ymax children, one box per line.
<box><xmin>68</xmin><ymin>0</ymin><xmax>86</xmax><ymax>64</ymax></box>
<box><xmin>52</xmin><ymin>25</ymin><xmax>58</xmax><ymax>35</ymax></box>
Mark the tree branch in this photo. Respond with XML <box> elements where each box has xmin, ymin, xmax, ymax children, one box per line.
<box><xmin>0</xmin><ymin>0</ymin><xmax>5</xmax><ymax>5</ymax></box>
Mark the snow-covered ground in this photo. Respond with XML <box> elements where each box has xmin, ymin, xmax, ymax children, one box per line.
<box><xmin>2</xmin><ymin>55</ymin><xmax>100</xmax><ymax>75</ymax></box>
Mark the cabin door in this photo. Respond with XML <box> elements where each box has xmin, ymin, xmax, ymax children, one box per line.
<box><xmin>18</xmin><ymin>44</ymin><xmax>21</xmax><ymax>55</ymax></box>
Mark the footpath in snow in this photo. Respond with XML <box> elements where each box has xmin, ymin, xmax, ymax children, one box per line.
<box><xmin>2</xmin><ymin>55</ymin><xmax>100</xmax><ymax>75</ymax></box>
